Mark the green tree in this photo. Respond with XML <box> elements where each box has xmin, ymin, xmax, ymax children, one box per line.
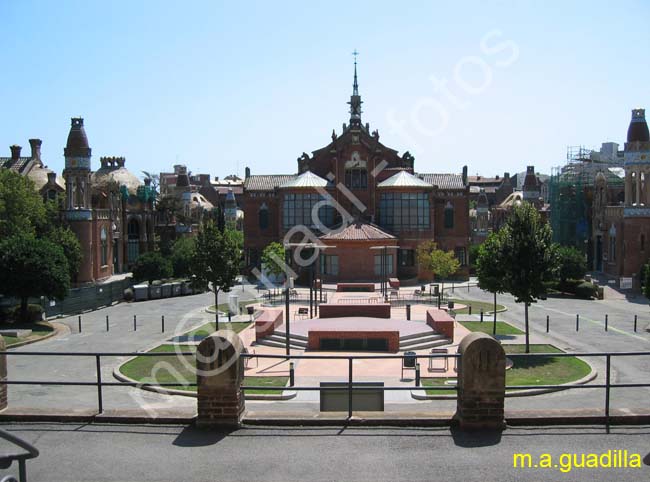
<box><xmin>484</xmin><ymin>203</ymin><xmax>557</xmax><ymax>352</ymax></box>
<box><xmin>0</xmin><ymin>170</ymin><xmax>46</xmax><ymax>238</ymax></box>
<box><xmin>555</xmin><ymin>244</ymin><xmax>587</xmax><ymax>282</ymax></box>
<box><xmin>476</xmin><ymin>231</ymin><xmax>508</xmax><ymax>324</ymax></box>
<box><xmin>261</xmin><ymin>242</ymin><xmax>287</xmax><ymax>292</ymax></box>
<box><xmin>190</xmin><ymin>221</ymin><xmax>242</xmax><ymax>329</ymax></box>
<box><xmin>46</xmin><ymin>227</ymin><xmax>83</xmax><ymax>280</ymax></box>
<box><xmin>416</xmin><ymin>240</ymin><xmax>460</xmax><ymax>292</ymax></box>
<box><xmin>170</xmin><ymin>236</ymin><xmax>196</xmax><ymax>278</ymax></box>
<box><xmin>132</xmin><ymin>252</ymin><xmax>173</xmax><ymax>283</ymax></box>
<box><xmin>0</xmin><ymin>234</ymin><xmax>70</xmax><ymax>322</ymax></box>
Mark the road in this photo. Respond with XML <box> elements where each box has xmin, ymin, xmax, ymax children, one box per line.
<box><xmin>0</xmin><ymin>423</ymin><xmax>648</xmax><ymax>481</ymax></box>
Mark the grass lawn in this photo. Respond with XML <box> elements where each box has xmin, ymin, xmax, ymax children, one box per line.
<box><xmin>422</xmin><ymin>344</ymin><xmax>591</xmax><ymax>396</ymax></box>
<box><xmin>119</xmin><ymin>345</ymin><xmax>287</xmax><ymax>394</ymax></box>
<box><xmin>460</xmin><ymin>321</ymin><xmax>524</xmax><ymax>335</ymax></box>
<box><xmin>1</xmin><ymin>322</ymin><xmax>54</xmax><ymax>347</ymax></box>
<box><xmin>184</xmin><ymin>321</ymin><xmax>251</xmax><ymax>338</ymax></box>
<box><xmin>208</xmin><ymin>300</ymin><xmax>255</xmax><ymax>314</ymax></box>
<box><xmin>449</xmin><ymin>299</ymin><xmax>506</xmax><ymax>314</ymax></box>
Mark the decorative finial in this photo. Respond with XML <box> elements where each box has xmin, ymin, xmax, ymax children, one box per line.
<box><xmin>348</xmin><ymin>50</ymin><xmax>362</xmax><ymax>126</ymax></box>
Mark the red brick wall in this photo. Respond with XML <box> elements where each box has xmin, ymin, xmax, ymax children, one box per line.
<box><xmin>426</xmin><ymin>308</ymin><xmax>455</xmax><ymax>339</ymax></box>
<box><xmin>254</xmin><ymin>309</ymin><xmax>284</xmax><ymax>340</ymax></box>
<box><xmin>319</xmin><ymin>303</ymin><xmax>391</xmax><ymax>319</ymax></box>
<box><xmin>307</xmin><ymin>330</ymin><xmax>400</xmax><ymax>352</ymax></box>
<box><xmin>336</xmin><ymin>283</ymin><xmax>375</xmax><ymax>292</ymax></box>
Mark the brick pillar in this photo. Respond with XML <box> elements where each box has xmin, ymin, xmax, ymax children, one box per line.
<box><xmin>455</xmin><ymin>332</ymin><xmax>506</xmax><ymax>430</ymax></box>
<box><xmin>0</xmin><ymin>336</ymin><xmax>6</xmax><ymax>411</ymax></box>
<box><xmin>196</xmin><ymin>331</ymin><xmax>245</xmax><ymax>428</ymax></box>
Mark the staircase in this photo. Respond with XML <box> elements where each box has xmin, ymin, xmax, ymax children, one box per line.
<box><xmin>399</xmin><ymin>331</ymin><xmax>451</xmax><ymax>351</ymax></box>
<box><xmin>254</xmin><ymin>330</ymin><xmax>308</xmax><ymax>350</ymax></box>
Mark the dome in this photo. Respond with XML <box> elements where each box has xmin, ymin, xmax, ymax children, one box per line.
<box><xmin>92</xmin><ymin>162</ymin><xmax>141</xmax><ymax>195</ymax></box>
<box><xmin>27</xmin><ymin>165</ymin><xmax>65</xmax><ymax>191</ymax></box>
<box><xmin>64</xmin><ymin>118</ymin><xmax>92</xmax><ymax>157</ymax></box>
<box><xmin>627</xmin><ymin>108</ymin><xmax>649</xmax><ymax>143</ymax></box>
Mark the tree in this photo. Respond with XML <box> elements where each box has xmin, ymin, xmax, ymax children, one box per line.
<box><xmin>132</xmin><ymin>252</ymin><xmax>173</xmax><ymax>283</ymax></box>
<box><xmin>170</xmin><ymin>236</ymin><xmax>196</xmax><ymax>278</ymax></box>
<box><xmin>190</xmin><ymin>221</ymin><xmax>242</xmax><ymax>330</ymax></box>
<box><xmin>483</xmin><ymin>203</ymin><xmax>557</xmax><ymax>353</ymax></box>
<box><xmin>0</xmin><ymin>234</ymin><xmax>70</xmax><ymax>322</ymax></box>
<box><xmin>476</xmin><ymin>230</ymin><xmax>508</xmax><ymax>324</ymax></box>
<box><xmin>555</xmin><ymin>245</ymin><xmax>587</xmax><ymax>282</ymax></box>
<box><xmin>416</xmin><ymin>240</ymin><xmax>460</xmax><ymax>292</ymax></box>
<box><xmin>261</xmin><ymin>242</ymin><xmax>287</xmax><ymax>292</ymax></box>
<box><xmin>46</xmin><ymin>227</ymin><xmax>83</xmax><ymax>280</ymax></box>
<box><xmin>0</xmin><ymin>170</ymin><xmax>46</xmax><ymax>238</ymax></box>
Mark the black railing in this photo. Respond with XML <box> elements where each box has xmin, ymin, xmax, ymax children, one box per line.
<box><xmin>1</xmin><ymin>351</ymin><xmax>649</xmax><ymax>428</ymax></box>
<box><xmin>0</xmin><ymin>428</ymin><xmax>39</xmax><ymax>482</ymax></box>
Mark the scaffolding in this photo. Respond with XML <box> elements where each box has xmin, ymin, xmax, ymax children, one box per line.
<box><xmin>548</xmin><ymin>146</ymin><xmax>624</xmax><ymax>256</ymax></box>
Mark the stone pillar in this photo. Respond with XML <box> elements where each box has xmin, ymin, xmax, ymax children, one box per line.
<box><xmin>0</xmin><ymin>336</ymin><xmax>6</xmax><ymax>411</ymax></box>
<box><xmin>196</xmin><ymin>331</ymin><xmax>245</xmax><ymax>428</ymax></box>
<box><xmin>625</xmin><ymin>170</ymin><xmax>632</xmax><ymax>207</ymax></box>
<box><xmin>455</xmin><ymin>332</ymin><xmax>506</xmax><ymax>430</ymax></box>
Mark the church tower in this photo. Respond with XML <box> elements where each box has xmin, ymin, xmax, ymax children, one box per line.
<box><xmin>63</xmin><ymin>117</ymin><xmax>94</xmax><ymax>283</ymax></box>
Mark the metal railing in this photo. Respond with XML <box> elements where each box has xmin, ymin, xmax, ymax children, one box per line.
<box><xmin>0</xmin><ymin>350</ymin><xmax>649</xmax><ymax>428</ymax></box>
<box><xmin>0</xmin><ymin>428</ymin><xmax>39</xmax><ymax>482</ymax></box>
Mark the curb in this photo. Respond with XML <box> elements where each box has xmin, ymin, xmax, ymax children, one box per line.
<box><xmin>411</xmin><ymin>361</ymin><xmax>598</xmax><ymax>400</ymax></box>
<box><xmin>4</xmin><ymin>322</ymin><xmax>66</xmax><ymax>350</ymax></box>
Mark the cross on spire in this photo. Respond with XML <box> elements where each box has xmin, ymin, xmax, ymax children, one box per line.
<box><xmin>348</xmin><ymin>50</ymin><xmax>362</xmax><ymax>126</ymax></box>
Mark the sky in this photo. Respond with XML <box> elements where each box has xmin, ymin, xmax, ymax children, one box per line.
<box><xmin>2</xmin><ymin>0</ymin><xmax>649</xmax><ymax>180</ymax></box>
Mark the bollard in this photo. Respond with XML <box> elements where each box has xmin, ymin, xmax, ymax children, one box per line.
<box><xmin>467</xmin><ymin>283</ymin><xmax>470</xmax><ymax>293</ymax></box>
<box><xmin>634</xmin><ymin>315</ymin><xmax>637</xmax><ymax>332</ymax></box>
<box><xmin>546</xmin><ymin>314</ymin><xmax>549</xmax><ymax>333</ymax></box>
<box><xmin>576</xmin><ymin>314</ymin><xmax>579</xmax><ymax>331</ymax></box>
<box><xmin>106</xmin><ymin>315</ymin><xmax>109</xmax><ymax>332</ymax></box>
<box><xmin>162</xmin><ymin>315</ymin><xmax>165</xmax><ymax>333</ymax></box>
<box><xmin>406</xmin><ymin>304</ymin><xmax>411</xmax><ymax>320</ymax></box>
<box><xmin>289</xmin><ymin>362</ymin><xmax>295</xmax><ymax>387</ymax></box>
<box><xmin>228</xmin><ymin>311</ymin><xmax>232</xmax><ymax>322</ymax></box>
<box><xmin>452</xmin><ymin>282</ymin><xmax>455</xmax><ymax>293</ymax></box>
<box><xmin>605</xmin><ymin>314</ymin><xmax>608</xmax><ymax>332</ymax></box>
<box><xmin>415</xmin><ymin>363</ymin><xmax>421</xmax><ymax>387</ymax></box>
<box><xmin>134</xmin><ymin>314</ymin><xmax>137</xmax><ymax>331</ymax></box>
<box><xmin>437</xmin><ymin>294</ymin><xmax>441</xmax><ymax>309</ymax></box>
<box><xmin>468</xmin><ymin>305</ymin><xmax>472</xmax><ymax>315</ymax></box>
<box><xmin>480</xmin><ymin>309</ymin><xmax>484</xmax><ymax>322</ymax></box>
<box><xmin>78</xmin><ymin>315</ymin><xmax>82</xmax><ymax>333</ymax></box>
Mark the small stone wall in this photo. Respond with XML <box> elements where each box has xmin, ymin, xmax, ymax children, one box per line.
<box><xmin>254</xmin><ymin>309</ymin><xmax>283</xmax><ymax>341</ymax></box>
<box><xmin>307</xmin><ymin>330</ymin><xmax>400</xmax><ymax>352</ymax></box>
<box><xmin>426</xmin><ymin>308</ymin><xmax>455</xmax><ymax>339</ymax></box>
<box><xmin>336</xmin><ymin>283</ymin><xmax>376</xmax><ymax>292</ymax></box>
<box><xmin>319</xmin><ymin>303</ymin><xmax>391</xmax><ymax>319</ymax></box>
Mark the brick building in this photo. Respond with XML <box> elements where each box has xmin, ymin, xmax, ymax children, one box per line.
<box><xmin>243</xmin><ymin>62</ymin><xmax>470</xmax><ymax>283</ymax></box>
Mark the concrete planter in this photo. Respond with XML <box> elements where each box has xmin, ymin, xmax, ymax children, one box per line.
<box><xmin>149</xmin><ymin>285</ymin><xmax>162</xmax><ymax>299</ymax></box>
<box><xmin>161</xmin><ymin>283</ymin><xmax>172</xmax><ymax>298</ymax></box>
<box><xmin>171</xmin><ymin>282</ymin><xmax>182</xmax><ymax>297</ymax></box>
<box><xmin>134</xmin><ymin>284</ymin><xmax>149</xmax><ymax>301</ymax></box>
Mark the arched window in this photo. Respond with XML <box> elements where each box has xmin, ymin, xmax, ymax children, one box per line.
<box><xmin>259</xmin><ymin>203</ymin><xmax>269</xmax><ymax>230</ymax></box>
<box><xmin>100</xmin><ymin>227</ymin><xmax>108</xmax><ymax>266</ymax></box>
<box><xmin>344</xmin><ymin>154</ymin><xmax>367</xmax><ymax>189</ymax></box>
<box><xmin>444</xmin><ymin>201</ymin><xmax>454</xmax><ymax>229</ymax></box>
<box><xmin>127</xmin><ymin>218</ymin><xmax>140</xmax><ymax>263</ymax></box>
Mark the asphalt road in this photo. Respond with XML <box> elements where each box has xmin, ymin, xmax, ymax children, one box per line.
<box><xmin>0</xmin><ymin>423</ymin><xmax>648</xmax><ymax>482</ymax></box>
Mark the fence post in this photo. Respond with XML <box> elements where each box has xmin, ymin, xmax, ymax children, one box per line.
<box><xmin>289</xmin><ymin>362</ymin><xmax>295</xmax><ymax>387</ymax></box>
<box><xmin>162</xmin><ymin>315</ymin><xmax>165</xmax><ymax>333</ymax></box>
<box><xmin>576</xmin><ymin>314</ymin><xmax>579</xmax><ymax>331</ymax></box>
<box><xmin>546</xmin><ymin>315</ymin><xmax>549</xmax><ymax>333</ymax></box>
<box><xmin>96</xmin><ymin>355</ymin><xmax>103</xmax><ymax>413</ymax></box>
<box><xmin>415</xmin><ymin>363</ymin><xmax>421</xmax><ymax>387</ymax></box>
<box><xmin>605</xmin><ymin>354</ymin><xmax>611</xmax><ymax>432</ymax></box>
<box><xmin>78</xmin><ymin>315</ymin><xmax>82</xmax><ymax>333</ymax></box>
<box><xmin>348</xmin><ymin>358</ymin><xmax>353</xmax><ymax>419</ymax></box>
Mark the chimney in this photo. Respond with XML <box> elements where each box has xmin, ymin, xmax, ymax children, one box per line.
<box><xmin>10</xmin><ymin>145</ymin><xmax>21</xmax><ymax>160</ymax></box>
<box><xmin>462</xmin><ymin>165</ymin><xmax>468</xmax><ymax>185</ymax></box>
<box><xmin>504</xmin><ymin>172</ymin><xmax>510</xmax><ymax>180</ymax></box>
<box><xmin>28</xmin><ymin>139</ymin><xmax>42</xmax><ymax>161</ymax></box>
<box><xmin>100</xmin><ymin>157</ymin><xmax>108</xmax><ymax>168</ymax></box>
<box><xmin>47</xmin><ymin>172</ymin><xmax>57</xmax><ymax>184</ymax></box>
<box><xmin>116</xmin><ymin>157</ymin><xmax>125</xmax><ymax>168</ymax></box>
<box><xmin>245</xmin><ymin>167</ymin><xmax>251</xmax><ymax>179</ymax></box>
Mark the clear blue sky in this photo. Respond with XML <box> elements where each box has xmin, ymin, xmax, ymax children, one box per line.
<box><xmin>2</xmin><ymin>1</ymin><xmax>649</xmax><ymax>180</ymax></box>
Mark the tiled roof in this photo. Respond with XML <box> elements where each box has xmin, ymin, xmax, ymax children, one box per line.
<box><xmin>417</xmin><ymin>173</ymin><xmax>466</xmax><ymax>190</ymax></box>
<box><xmin>244</xmin><ymin>174</ymin><xmax>295</xmax><ymax>191</ymax></box>
<box><xmin>378</xmin><ymin>170</ymin><xmax>432</xmax><ymax>188</ymax></box>
<box><xmin>0</xmin><ymin>157</ymin><xmax>32</xmax><ymax>173</ymax></box>
<box><xmin>279</xmin><ymin>171</ymin><xmax>331</xmax><ymax>189</ymax></box>
<box><xmin>320</xmin><ymin>221</ymin><xmax>396</xmax><ymax>241</ymax></box>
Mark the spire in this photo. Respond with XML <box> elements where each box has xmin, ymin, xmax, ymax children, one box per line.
<box><xmin>348</xmin><ymin>50</ymin><xmax>362</xmax><ymax>127</ymax></box>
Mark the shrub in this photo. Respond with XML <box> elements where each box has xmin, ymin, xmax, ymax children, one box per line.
<box><xmin>575</xmin><ymin>281</ymin><xmax>597</xmax><ymax>299</ymax></box>
<box><xmin>9</xmin><ymin>304</ymin><xmax>44</xmax><ymax>323</ymax></box>
<box><xmin>132</xmin><ymin>252</ymin><xmax>172</xmax><ymax>283</ymax></box>
<box><xmin>170</xmin><ymin>237</ymin><xmax>195</xmax><ymax>278</ymax></box>
<box><xmin>557</xmin><ymin>279</ymin><xmax>582</xmax><ymax>294</ymax></box>
<box><xmin>555</xmin><ymin>245</ymin><xmax>587</xmax><ymax>282</ymax></box>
